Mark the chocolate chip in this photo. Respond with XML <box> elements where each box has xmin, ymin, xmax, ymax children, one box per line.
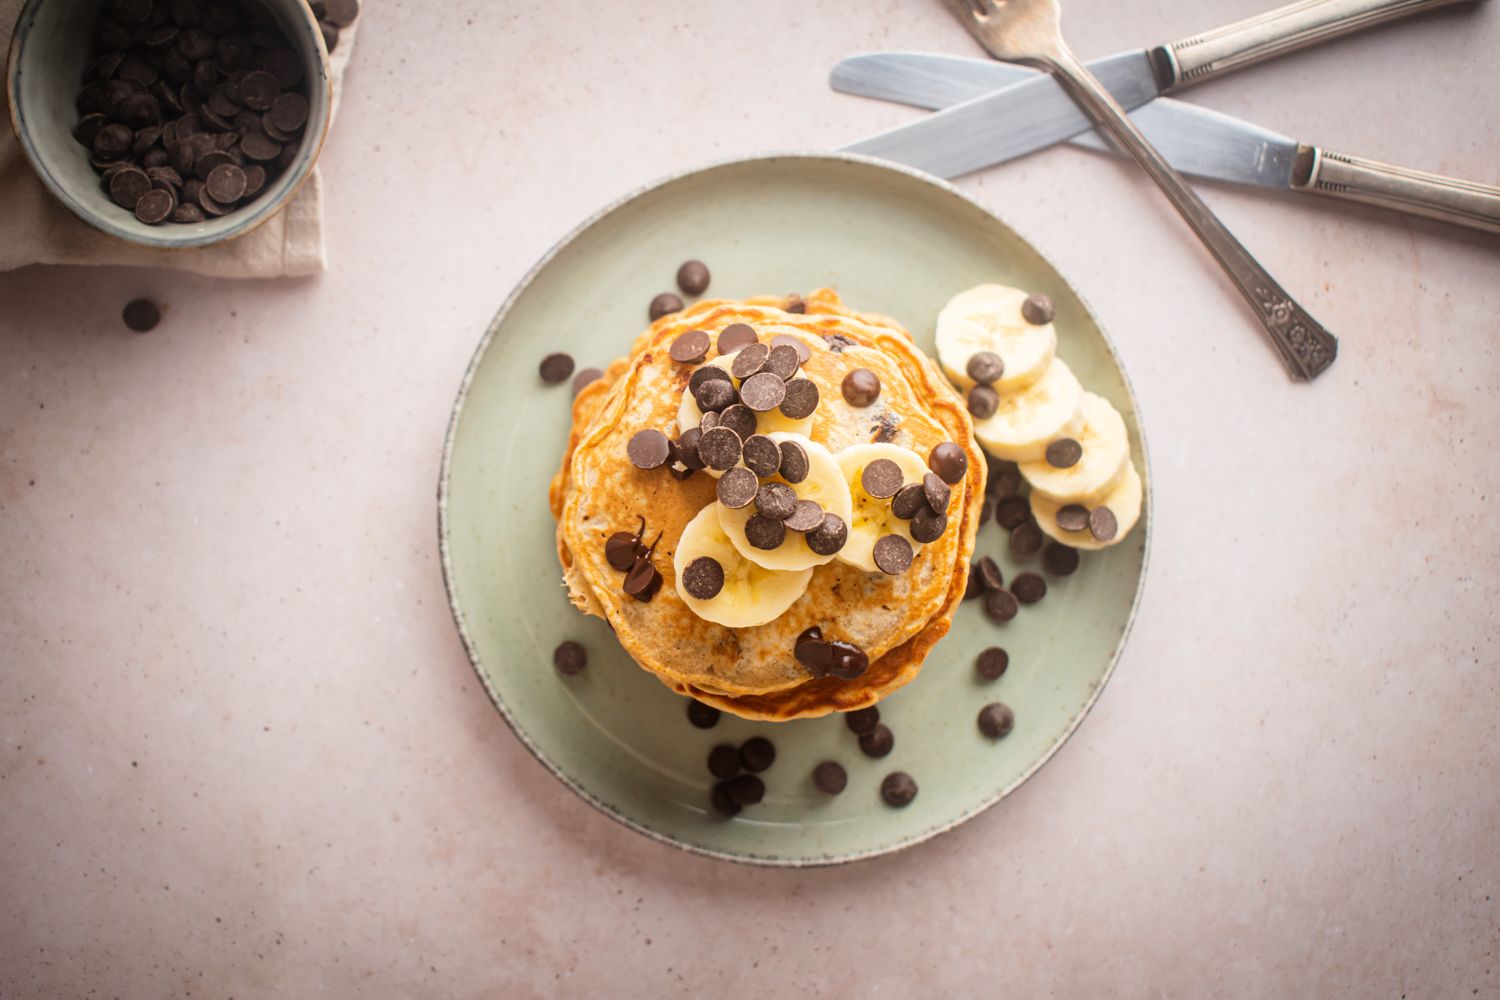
<box><xmin>669</xmin><ymin>329</ymin><xmax>710</xmax><ymax>364</ymax></box>
<box><xmin>1056</xmin><ymin>504</ymin><xmax>1089</xmax><ymax>532</ymax></box>
<box><xmin>910</xmin><ymin>508</ymin><xmax>946</xmax><ymax>544</ymax></box>
<box><xmin>1021</xmin><ymin>292</ymin><xmax>1055</xmax><ymax>325</ymax></box>
<box><xmin>538</xmin><ymin>352</ymin><xmax>574</xmax><ymax>384</ymax></box>
<box><xmin>744</xmin><ymin>514</ymin><xmax>785</xmax><ymax>550</ymax></box>
<box><xmin>968</xmin><ymin>385</ymin><xmax>1000</xmax><ymax>420</ymax></box>
<box><xmin>708</xmin><ymin>744</ymin><xmax>740</xmax><ymax>779</ymax></box>
<box><xmin>553</xmin><ymin>640</ymin><xmax>586</xmax><ymax>676</ymax></box>
<box><xmin>751</xmin><ymin>362</ymin><xmax>793</xmax><ymax>413</ymax></box>
<box><xmin>1089</xmin><ymin>505</ymin><xmax>1118</xmax><ymax>542</ymax></box>
<box><xmin>1045</xmin><ymin>437</ymin><xmax>1082</xmax><ymax>469</ymax></box>
<box><xmin>977</xmin><ymin>556</ymin><xmax>1003</xmax><ymax>591</ymax></box>
<box><xmin>627</xmin><ymin>429</ymin><xmax>671</xmax><ymax>470</ymax></box>
<box><xmin>698</xmin><ymin>426</ymin><xmax>743</xmax><ymax>471</ymax></box>
<box><xmin>755</xmin><ymin>482</ymin><xmax>797</xmax><ymax>520</ymax></box>
<box><xmin>965</xmin><ymin>563</ymin><xmax>984</xmax><ymax>600</ymax></box>
<box><xmin>108</xmin><ymin>166</ymin><xmax>152</xmax><ymax>209</ymax></box>
<box><xmin>717</xmin><ymin>323</ymin><xmax>757</xmax><ymax>354</ymax></box>
<box><xmin>623</xmin><ymin>556</ymin><xmax>662</xmax><ymax>601</ymax></box>
<box><xmin>858</xmin><ymin>724</ymin><xmax>894</xmax><ymax>758</ymax></box>
<box><xmin>922</xmin><ymin>472</ymin><xmax>951</xmax><ymax>515</ymax></box>
<box><xmin>169</xmin><ymin>202</ymin><xmax>203</xmax><ymax>223</ymax></box>
<box><xmin>204</xmin><ymin>161</ymin><xmax>246</xmax><ymax>202</ymax></box>
<box><xmin>805</xmin><ymin>513</ymin><xmax>847</xmax><ymax>555</ymax></box>
<box><xmin>739</xmin><ymin>372</ymin><xmax>786</xmax><ymax>412</ymax></box>
<box><xmin>771</xmin><ymin>334</ymin><xmax>811</xmax><ymax>364</ymax></box>
<box><xmin>710</xmin><ymin>781</ymin><xmax>740</xmax><ymax>817</ymax></box>
<box><xmin>785</xmin><ymin>500</ymin><xmax>824</xmax><ymax>532</ymax></box>
<box><xmin>699</xmin><ymin>411</ymin><xmax>719</xmax><ymax>431</ymax></box>
<box><xmin>859</xmin><ymin>459</ymin><xmax>901</xmax><ymax>500</ymax></box>
<box><xmin>676</xmin><ymin>259</ymin><xmax>710</xmax><ymax>295</ymax></box>
<box><xmin>717</xmin><ymin>404</ymin><xmax>756</xmax><ymax>440</ymax></box>
<box><xmin>321</xmin><ymin>0</ymin><xmax>361</xmax><ymax>27</ymax></box>
<box><xmin>827</xmin><ymin>642</ymin><xmax>868</xmax><ymax>680</ymax></box>
<box><xmin>813</xmin><ymin>761</ymin><xmax>847</xmax><ymax>795</ymax></box>
<box><xmin>1012</xmin><ymin>571</ymin><xmax>1046</xmax><ymax>604</ymax></box>
<box><xmin>687</xmin><ymin>700</ymin><xmax>721</xmax><ymax>729</ymax></box>
<box><xmin>122</xmin><ymin>298</ymin><xmax>160</xmax><ymax>332</ymax></box>
<box><xmin>725</xmin><ymin>774</ymin><xmax>765</xmax><ymax>805</ymax></box>
<box><xmin>692</xmin><ymin>377</ymin><xmax>738</xmax><ymax>413</ymax></box>
<box><xmin>238</xmin><ymin>131</ymin><xmax>281</xmax><ymax>163</ymax></box>
<box><xmin>872</xmin><ymin>534</ymin><xmax>913</xmax><ymax>574</ymax></box>
<box><xmin>689</xmin><ymin>365</ymin><xmax>732</xmax><ymax>395</ymax></box>
<box><xmin>1010</xmin><ymin>520</ymin><xmax>1043</xmax><ymax>558</ymax></box>
<box><xmin>729</xmin><ymin>342</ymin><xmax>770</xmax><ymax>379</ymax></box>
<box><xmin>667</xmin><ymin>465</ymin><xmax>697</xmax><ymax>482</ymax></box>
<box><xmin>268</xmin><ymin>91</ymin><xmax>308</xmax><ymax>133</ymax></box>
<box><xmin>764</xmin><ymin>344</ymin><xmax>801</xmax><ymax>380</ymax></box>
<box><xmin>980</xmin><ymin>495</ymin><xmax>996</xmax><ymax>526</ymax></box>
<box><xmin>682</xmin><ymin>556</ymin><xmax>724</xmax><ymax>600</ymax></box>
<box><xmin>976</xmin><ymin>646</ymin><xmax>1009</xmax><ymax>680</ymax></box>
<box><xmin>996</xmin><ymin>495</ymin><xmax>1031</xmax><ymax>529</ymax></box>
<box><xmin>891</xmin><ymin>484</ymin><xmax>926</xmax><ymax>520</ymax></box>
<box><xmin>649</xmin><ymin>293</ymin><xmax>683</xmax><ymax>320</ymax></box>
<box><xmin>262</xmin><ymin>48</ymin><xmax>303</xmax><ymax>89</ymax></box>
<box><xmin>716</xmin><ymin>467</ymin><xmax>758</xmax><ymax>509</ymax></box>
<box><xmin>572</xmin><ymin>367</ymin><xmax>603</xmax><ymax>396</ymax></box>
<box><xmin>605</xmin><ymin>529</ymin><xmax>641</xmax><ymax>571</ymax></box>
<box><xmin>880</xmin><ymin>771</ymin><xmax>918</xmax><ymax>807</ymax></box>
<box><xmin>845</xmin><ymin>706</ymin><xmax>879</xmax><ymax>735</ymax></box>
<box><xmin>777</xmin><ymin>441</ymin><xmax>809</xmax><ymax>483</ymax></box>
<box><xmin>739</xmin><ymin>737</ymin><xmax>776</xmax><ymax>773</ymax></box>
<box><xmin>133</xmin><ymin>187</ymin><xmax>174</xmax><ymax>224</ymax></box>
<box><xmin>673</xmin><ymin>429</ymin><xmax>703</xmax><ymax>470</ymax></box>
<box><xmin>1043</xmin><ymin>542</ymin><xmax>1080</xmax><ymax>576</ymax></box>
<box><xmin>927</xmin><ymin>442</ymin><xmax>968</xmax><ymax>485</ymax></box>
<box><xmin>94</xmin><ymin>122</ymin><xmax>134</xmax><ymax>159</ymax></box>
<box><xmin>983</xmin><ymin>588</ymin><xmax>1018</xmax><ymax>623</ymax></box>
<box><xmin>978</xmin><ymin>703</ymin><xmax>1015</xmax><ymax>739</ymax></box>
<box><xmin>966</xmin><ymin>351</ymin><xmax>1005</xmax><ymax>385</ymax></box>
<box><xmin>239</xmin><ymin>70</ymin><xmax>279</xmax><ymax>112</ymax></box>
<box><xmin>841</xmin><ymin>368</ymin><xmax>880</xmax><ymax>407</ymax></box>
<box><xmin>781</xmin><ymin>294</ymin><xmax>807</xmax><ymax>314</ymax></box>
<box><xmin>741</xmin><ymin>435</ymin><xmax>780</xmax><ymax>478</ymax></box>
<box><xmin>795</xmin><ymin>632</ymin><xmax>833</xmax><ymax>676</ymax></box>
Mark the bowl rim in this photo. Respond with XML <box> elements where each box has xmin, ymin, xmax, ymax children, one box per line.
<box><xmin>436</xmin><ymin>150</ymin><xmax>1154</xmax><ymax>868</ymax></box>
<box><xmin>5</xmin><ymin>0</ymin><xmax>333</xmax><ymax>252</ymax></box>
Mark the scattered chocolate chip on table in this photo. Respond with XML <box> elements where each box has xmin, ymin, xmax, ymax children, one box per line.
<box><xmin>881</xmin><ymin>771</ymin><xmax>918</xmax><ymax>808</ymax></box>
<box><xmin>813</xmin><ymin>761</ymin><xmax>847</xmax><ymax>795</ymax></box>
<box><xmin>686</xmin><ymin>700</ymin><xmax>721</xmax><ymax>730</ymax></box>
<box><xmin>122</xmin><ymin>298</ymin><xmax>161</xmax><ymax>332</ymax></box>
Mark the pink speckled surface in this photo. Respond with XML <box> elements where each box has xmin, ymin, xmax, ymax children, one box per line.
<box><xmin>2</xmin><ymin>1</ymin><xmax>1499</xmax><ymax>996</ymax></box>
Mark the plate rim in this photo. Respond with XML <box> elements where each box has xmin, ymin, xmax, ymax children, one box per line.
<box><xmin>437</xmin><ymin>150</ymin><xmax>1154</xmax><ymax>868</ymax></box>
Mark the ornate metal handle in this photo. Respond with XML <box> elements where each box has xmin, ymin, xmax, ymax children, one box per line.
<box><xmin>1044</xmin><ymin>47</ymin><xmax>1337</xmax><ymax>381</ymax></box>
<box><xmin>1152</xmin><ymin>0</ymin><xmax>1477</xmax><ymax>91</ymax></box>
<box><xmin>1292</xmin><ymin>145</ymin><xmax>1500</xmax><ymax>235</ymax></box>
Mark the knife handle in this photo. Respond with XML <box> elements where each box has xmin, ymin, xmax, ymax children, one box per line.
<box><xmin>1150</xmin><ymin>0</ymin><xmax>1478</xmax><ymax>92</ymax></box>
<box><xmin>1292</xmin><ymin>145</ymin><xmax>1500</xmax><ymax>234</ymax></box>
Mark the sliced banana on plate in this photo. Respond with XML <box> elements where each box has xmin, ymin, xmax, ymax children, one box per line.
<box><xmin>1018</xmin><ymin>391</ymin><xmax>1129</xmax><ymax>504</ymax></box>
<box><xmin>717</xmin><ymin>433</ymin><xmax>853</xmax><ymax>571</ymax></box>
<box><xmin>935</xmin><ymin>283</ymin><xmax>1056</xmax><ymax>392</ymax></box>
<box><xmin>675</xmin><ymin>504</ymin><xmax>813</xmax><ymax>628</ymax></box>
<box><xmin>972</xmin><ymin>356</ymin><xmax>1083</xmax><ymax>463</ymax></box>
<box><xmin>834</xmin><ymin>442</ymin><xmax>933</xmax><ymax>573</ymax></box>
<box><xmin>1030</xmin><ymin>461</ymin><xmax>1143</xmax><ymax>552</ymax></box>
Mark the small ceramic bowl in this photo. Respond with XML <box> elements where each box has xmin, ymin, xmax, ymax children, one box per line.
<box><xmin>6</xmin><ymin>0</ymin><xmax>332</xmax><ymax>250</ymax></box>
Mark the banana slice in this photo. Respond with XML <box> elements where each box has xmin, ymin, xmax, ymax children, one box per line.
<box><xmin>674</xmin><ymin>504</ymin><xmax>813</xmax><ymax>627</ymax></box>
<box><xmin>936</xmin><ymin>284</ymin><xmax>1057</xmax><ymax>392</ymax></box>
<box><xmin>1018</xmin><ymin>392</ymin><xmax>1129</xmax><ymax>504</ymax></box>
<box><xmin>973</xmin><ymin>356</ymin><xmax>1083</xmax><ymax>463</ymax></box>
<box><xmin>833</xmin><ymin>443</ymin><xmax>933</xmax><ymax>573</ymax></box>
<box><xmin>717</xmin><ymin>433</ymin><xmax>853</xmax><ymax>571</ymax></box>
<box><xmin>1031</xmin><ymin>461</ymin><xmax>1143</xmax><ymax>551</ymax></box>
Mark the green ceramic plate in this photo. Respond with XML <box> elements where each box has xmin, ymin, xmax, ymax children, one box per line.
<box><xmin>440</xmin><ymin>153</ymin><xmax>1150</xmax><ymax>866</ymax></box>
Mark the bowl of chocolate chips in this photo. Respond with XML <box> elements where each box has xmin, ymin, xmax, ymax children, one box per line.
<box><xmin>6</xmin><ymin>0</ymin><xmax>337</xmax><ymax>249</ymax></box>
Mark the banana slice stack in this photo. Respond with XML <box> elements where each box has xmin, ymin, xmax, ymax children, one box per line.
<box><xmin>935</xmin><ymin>283</ymin><xmax>1142</xmax><ymax>549</ymax></box>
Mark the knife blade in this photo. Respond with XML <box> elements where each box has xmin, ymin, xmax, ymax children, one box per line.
<box><xmin>835</xmin><ymin>52</ymin><xmax>1500</xmax><ymax>234</ymax></box>
<box><xmin>838</xmin><ymin>0</ymin><xmax>1475</xmax><ymax>180</ymax></box>
<box><xmin>836</xmin><ymin>52</ymin><xmax>1301</xmax><ymax>190</ymax></box>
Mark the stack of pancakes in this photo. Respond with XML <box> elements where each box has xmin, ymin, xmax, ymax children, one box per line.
<box><xmin>550</xmin><ymin>290</ymin><xmax>984</xmax><ymax>721</ymax></box>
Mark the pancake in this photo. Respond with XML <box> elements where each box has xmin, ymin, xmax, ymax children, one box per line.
<box><xmin>552</xmin><ymin>290</ymin><xmax>984</xmax><ymax>720</ymax></box>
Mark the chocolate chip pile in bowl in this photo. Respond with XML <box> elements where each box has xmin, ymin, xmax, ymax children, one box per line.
<box><xmin>68</xmin><ymin>0</ymin><xmax>347</xmax><ymax>226</ymax></box>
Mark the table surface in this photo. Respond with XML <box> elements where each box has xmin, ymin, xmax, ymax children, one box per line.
<box><xmin>4</xmin><ymin>2</ymin><xmax>1498</xmax><ymax>996</ymax></box>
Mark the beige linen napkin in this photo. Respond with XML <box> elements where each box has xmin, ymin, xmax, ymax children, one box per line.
<box><xmin>0</xmin><ymin>0</ymin><xmax>357</xmax><ymax>277</ymax></box>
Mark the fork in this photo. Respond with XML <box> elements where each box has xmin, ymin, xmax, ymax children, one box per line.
<box><xmin>941</xmin><ymin>0</ymin><xmax>1339</xmax><ymax>381</ymax></box>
